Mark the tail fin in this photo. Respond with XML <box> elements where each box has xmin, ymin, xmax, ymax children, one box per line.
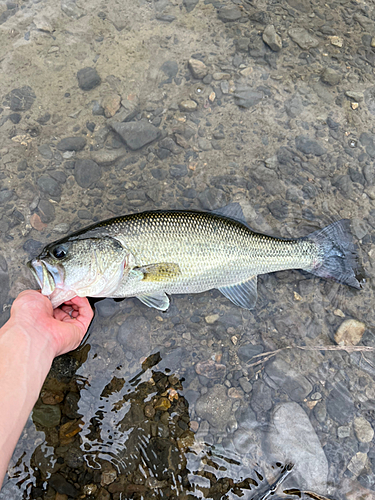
<box><xmin>307</xmin><ymin>219</ymin><xmax>361</xmax><ymax>289</ymax></box>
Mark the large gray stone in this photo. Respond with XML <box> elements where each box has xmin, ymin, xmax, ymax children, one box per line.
<box><xmin>265</xmin><ymin>356</ymin><xmax>313</xmax><ymax>402</ymax></box>
<box><xmin>111</xmin><ymin>121</ymin><xmax>160</xmax><ymax>150</ymax></box>
<box><xmin>195</xmin><ymin>384</ymin><xmax>233</xmax><ymax>430</ymax></box>
<box><xmin>265</xmin><ymin>402</ymin><xmax>328</xmax><ymax>493</ymax></box>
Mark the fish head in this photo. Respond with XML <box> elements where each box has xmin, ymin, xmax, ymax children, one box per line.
<box><xmin>27</xmin><ymin>236</ymin><xmax>131</xmax><ymax>308</ymax></box>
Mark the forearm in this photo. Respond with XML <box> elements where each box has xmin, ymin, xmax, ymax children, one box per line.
<box><xmin>0</xmin><ymin>324</ymin><xmax>55</xmax><ymax>486</ymax></box>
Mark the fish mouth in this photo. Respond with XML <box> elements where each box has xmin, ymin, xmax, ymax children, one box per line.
<box><xmin>27</xmin><ymin>259</ymin><xmax>64</xmax><ymax>296</ymax></box>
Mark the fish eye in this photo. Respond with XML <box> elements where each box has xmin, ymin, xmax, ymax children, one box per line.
<box><xmin>51</xmin><ymin>245</ymin><xmax>67</xmax><ymax>259</ymax></box>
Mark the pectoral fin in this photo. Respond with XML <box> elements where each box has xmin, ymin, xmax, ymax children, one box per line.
<box><xmin>137</xmin><ymin>292</ymin><xmax>170</xmax><ymax>311</ymax></box>
<box><xmin>218</xmin><ymin>276</ymin><xmax>258</xmax><ymax>310</ymax></box>
<box><xmin>136</xmin><ymin>263</ymin><xmax>181</xmax><ymax>282</ymax></box>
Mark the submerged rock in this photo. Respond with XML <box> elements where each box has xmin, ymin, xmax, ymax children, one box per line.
<box><xmin>195</xmin><ymin>384</ymin><xmax>233</xmax><ymax>430</ymax></box>
<box><xmin>111</xmin><ymin>121</ymin><xmax>160</xmax><ymax>150</ymax></box>
<box><xmin>265</xmin><ymin>402</ymin><xmax>328</xmax><ymax>493</ymax></box>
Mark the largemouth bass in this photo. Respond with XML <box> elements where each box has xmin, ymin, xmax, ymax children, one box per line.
<box><xmin>27</xmin><ymin>204</ymin><xmax>361</xmax><ymax>310</ymax></box>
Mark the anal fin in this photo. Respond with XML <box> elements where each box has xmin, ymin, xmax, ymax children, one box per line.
<box><xmin>218</xmin><ymin>276</ymin><xmax>258</xmax><ymax>310</ymax></box>
<box><xmin>137</xmin><ymin>292</ymin><xmax>170</xmax><ymax>311</ymax></box>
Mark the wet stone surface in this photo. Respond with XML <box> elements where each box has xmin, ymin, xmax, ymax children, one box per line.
<box><xmin>1</xmin><ymin>0</ymin><xmax>375</xmax><ymax>498</ymax></box>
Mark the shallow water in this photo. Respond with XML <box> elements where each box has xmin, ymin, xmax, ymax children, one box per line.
<box><xmin>1</xmin><ymin>0</ymin><xmax>375</xmax><ymax>498</ymax></box>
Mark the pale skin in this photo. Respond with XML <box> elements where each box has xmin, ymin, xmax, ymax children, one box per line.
<box><xmin>0</xmin><ymin>290</ymin><xmax>93</xmax><ymax>487</ymax></box>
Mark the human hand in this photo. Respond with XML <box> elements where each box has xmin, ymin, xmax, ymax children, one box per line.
<box><xmin>8</xmin><ymin>290</ymin><xmax>93</xmax><ymax>357</ymax></box>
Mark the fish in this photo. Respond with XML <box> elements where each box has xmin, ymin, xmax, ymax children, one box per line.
<box><xmin>27</xmin><ymin>203</ymin><xmax>361</xmax><ymax>310</ymax></box>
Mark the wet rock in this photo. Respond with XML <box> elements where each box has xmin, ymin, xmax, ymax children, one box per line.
<box><xmin>237</xmin><ymin>344</ymin><xmax>264</xmax><ymax>363</ymax></box>
<box><xmin>4</xmin><ymin>86</ymin><xmax>36</xmax><ymax>111</ymax></box>
<box><xmin>354</xmin><ymin>417</ymin><xmax>374</xmax><ymax>443</ymax></box>
<box><xmin>218</xmin><ymin>6</ymin><xmax>242</xmax><ymax>23</ymax></box>
<box><xmin>285</xmin><ymin>95</ymin><xmax>303</xmax><ymax>118</ymax></box>
<box><xmin>266</xmin><ymin>402</ymin><xmax>328</xmax><ymax>493</ymax></box>
<box><xmin>95</xmin><ymin>298</ymin><xmax>120</xmax><ymax>318</ymax></box>
<box><xmin>49</xmin><ymin>473</ymin><xmax>79</xmax><ymax>498</ymax></box>
<box><xmin>335</xmin><ymin>319</ymin><xmax>366</xmax><ymax>346</ymax></box>
<box><xmin>77</xmin><ymin>67</ymin><xmax>101</xmax><ymax>90</ymax></box>
<box><xmin>61</xmin><ymin>0</ymin><xmax>84</xmax><ymax>19</ymax></box>
<box><xmin>333</xmin><ymin>174</ymin><xmax>353</xmax><ymax>197</ymax></box>
<box><xmin>57</xmin><ymin>137</ymin><xmax>86</xmax><ymax>151</ymax></box>
<box><xmin>32</xmin><ymin>404</ymin><xmax>61</xmax><ymax>428</ymax></box>
<box><xmin>37</xmin><ymin>176</ymin><xmax>61</xmax><ymax>198</ymax></box>
<box><xmin>183</xmin><ymin>0</ymin><xmax>198</xmax><ymax>13</ymax></box>
<box><xmin>195</xmin><ymin>359</ymin><xmax>226</xmax><ymax>379</ymax></box>
<box><xmin>262</xmin><ymin>25</ymin><xmax>282</xmax><ymax>52</ymax></box>
<box><xmin>288</xmin><ymin>28</ymin><xmax>319</xmax><ymax>50</ymax></box>
<box><xmin>102</xmin><ymin>94</ymin><xmax>121</xmax><ymax>118</ymax></box>
<box><xmin>62</xmin><ymin>391</ymin><xmax>80</xmax><ymax>419</ymax></box>
<box><xmin>117</xmin><ymin>316</ymin><xmax>151</xmax><ymax>354</ymax></box>
<box><xmin>23</xmin><ymin>239</ymin><xmax>43</xmax><ymax>256</ymax></box>
<box><xmin>326</xmin><ymin>381</ymin><xmax>355</xmax><ymax>425</ymax></box>
<box><xmin>59</xmin><ymin>419</ymin><xmax>83</xmax><ymax>445</ymax></box>
<box><xmin>74</xmin><ymin>159</ymin><xmax>101</xmax><ymax>188</ymax></box>
<box><xmin>160</xmin><ymin>60</ymin><xmax>178</xmax><ymax>81</ymax></box>
<box><xmin>234</xmin><ymin>88</ymin><xmax>263</xmax><ymax>108</ymax></box>
<box><xmin>179</xmin><ymin>99</ymin><xmax>198</xmax><ymax>112</ymax></box>
<box><xmin>265</xmin><ymin>356</ymin><xmax>313</xmax><ymax>402</ymax></box>
<box><xmin>195</xmin><ymin>384</ymin><xmax>233</xmax><ymax>430</ymax></box>
<box><xmin>38</xmin><ymin>144</ymin><xmax>53</xmax><ymax>159</ymax></box>
<box><xmin>41</xmin><ymin>390</ymin><xmax>64</xmax><ymax>405</ymax></box>
<box><xmin>37</xmin><ymin>199</ymin><xmax>55</xmax><ymax>223</ymax></box>
<box><xmin>364</xmin><ymin>86</ymin><xmax>375</xmax><ymax>116</ymax></box>
<box><xmin>188</xmin><ymin>58</ymin><xmax>208</xmax><ymax>79</ymax></box>
<box><xmin>238</xmin><ymin>377</ymin><xmax>252</xmax><ymax>393</ymax></box>
<box><xmin>268</xmin><ymin>199</ymin><xmax>289</xmax><ymax>220</ymax></box>
<box><xmin>30</xmin><ymin>213</ymin><xmax>47</xmax><ymax>231</ymax></box>
<box><xmin>170</xmin><ymin>164</ymin><xmax>188</xmax><ymax>178</ymax></box>
<box><xmin>321</xmin><ymin>68</ymin><xmax>341</xmax><ymax>86</ymax></box>
<box><xmin>347</xmin><ymin>452</ymin><xmax>367</xmax><ymax>477</ymax></box>
<box><xmin>111</xmin><ymin>121</ymin><xmax>160</xmax><ymax>150</ymax></box>
<box><xmin>159</xmin><ymin>137</ymin><xmax>182</xmax><ymax>154</ymax></box>
<box><xmin>0</xmin><ymin>189</ymin><xmax>13</xmax><ymax>204</ymax></box>
<box><xmin>198</xmin><ymin>187</ymin><xmax>228</xmax><ymax>210</ymax></box>
<box><xmin>295</xmin><ymin>135</ymin><xmax>326</xmax><ymax>156</ymax></box>
<box><xmin>101</xmin><ymin>467</ymin><xmax>117</xmax><ymax>486</ymax></box>
<box><xmin>250</xmin><ymin>10</ymin><xmax>269</xmax><ymax>25</ymax></box>
<box><xmin>251</xmin><ymin>379</ymin><xmax>273</xmax><ymax>413</ymax></box>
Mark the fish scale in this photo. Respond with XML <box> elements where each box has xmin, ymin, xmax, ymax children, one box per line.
<box><xmin>27</xmin><ymin>204</ymin><xmax>361</xmax><ymax>310</ymax></box>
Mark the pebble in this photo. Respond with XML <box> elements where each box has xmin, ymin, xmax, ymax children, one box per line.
<box><xmin>354</xmin><ymin>417</ymin><xmax>374</xmax><ymax>443</ymax></box>
<box><xmin>179</xmin><ymin>100</ymin><xmax>198</xmax><ymax>112</ymax></box>
<box><xmin>288</xmin><ymin>28</ymin><xmax>319</xmax><ymax>50</ymax></box>
<box><xmin>265</xmin><ymin>356</ymin><xmax>313</xmax><ymax>402</ymax></box>
<box><xmin>347</xmin><ymin>452</ymin><xmax>368</xmax><ymax>477</ymax></box>
<box><xmin>32</xmin><ymin>404</ymin><xmax>61</xmax><ymax>428</ymax></box>
<box><xmin>61</xmin><ymin>0</ymin><xmax>84</xmax><ymax>19</ymax></box>
<box><xmin>266</xmin><ymin>402</ymin><xmax>328</xmax><ymax>493</ymax></box>
<box><xmin>238</xmin><ymin>377</ymin><xmax>252</xmax><ymax>393</ymax></box>
<box><xmin>74</xmin><ymin>159</ymin><xmax>102</xmax><ymax>188</ymax></box>
<box><xmin>38</xmin><ymin>199</ymin><xmax>55</xmax><ymax>223</ymax></box>
<box><xmin>237</xmin><ymin>344</ymin><xmax>264</xmax><ymax>363</ymax></box>
<box><xmin>37</xmin><ymin>175</ymin><xmax>62</xmax><ymax>198</ymax></box>
<box><xmin>57</xmin><ymin>137</ymin><xmax>86</xmax><ymax>151</ymax></box>
<box><xmin>217</xmin><ymin>6</ymin><xmax>242</xmax><ymax>23</ymax></box>
<box><xmin>195</xmin><ymin>384</ymin><xmax>233</xmax><ymax>430</ymax></box>
<box><xmin>329</xmin><ymin>35</ymin><xmax>343</xmax><ymax>47</ymax></box>
<box><xmin>262</xmin><ymin>25</ymin><xmax>282</xmax><ymax>52</ymax></box>
<box><xmin>77</xmin><ymin>67</ymin><xmax>101</xmax><ymax>91</ymax></box>
<box><xmin>41</xmin><ymin>390</ymin><xmax>64</xmax><ymax>405</ymax></box>
<box><xmin>111</xmin><ymin>121</ymin><xmax>160</xmax><ymax>150</ymax></box>
<box><xmin>38</xmin><ymin>144</ymin><xmax>53</xmax><ymax>159</ymax></box>
<box><xmin>326</xmin><ymin>381</ymin><xmax>355</xmax><ymax>425</ymax></box>
<box><xmin>234</xmin><ymin>88</ymin><xmax>263</xmax><ymax>108</ymax></box>
<box><xmin>295</xmin><ymin>135</ymin><xmax>327</xmax><ymax>156</ymax></box>
<box><xmin>4</xmin><ymin>86</ymin><xmax>36</xmax><ymax>111</ymax></box>
<box><xmin>334</xmin><ymin>319</ymin><xmax>366</xmax><ymax>346</ymax></box>
<box><xmin>154</xmin><ymin>397</ymin><xmax>171</xmax><ymax>411</ymax></box>
<box><xmin>30</xmin><ymin>213</ymin><xmax>47</xmax><ymax>231</ymax></box>
<box><xmin>59</xmin><ymin>419</ymin><xmax>83</xmax><ymax>445</ymax></box>
<box><xmin>195</xmin><ymin>359</ymin><xmax>226</xmax><ymax>379</ymax></box>
<box><xmin>346</xmin><ymin>91</ymin><xmax>364</xmax><ymax>102</ymax></box>
<box><xmin>102</xmin><ymin>94</ymin><xmax>121</xmax><ymax>118</ymax></box>
<box><xmin>49</xmin><ymin>473</ymin><xmax>79</xmax><ymax>498</ymax></box>
<box><xmin>188</xmin><ymin>58</ymin><xmax>208</xmax><ymax>79</ymax></box>
<box><xmin>338</xmin><ymin>425</ymin><xmax>351</xmax><ymax>439</ymax></box>
<box><xmin>321</xmin><ymin>68</ymin><xmax>341</xmax><ymax>86</ymax></box>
